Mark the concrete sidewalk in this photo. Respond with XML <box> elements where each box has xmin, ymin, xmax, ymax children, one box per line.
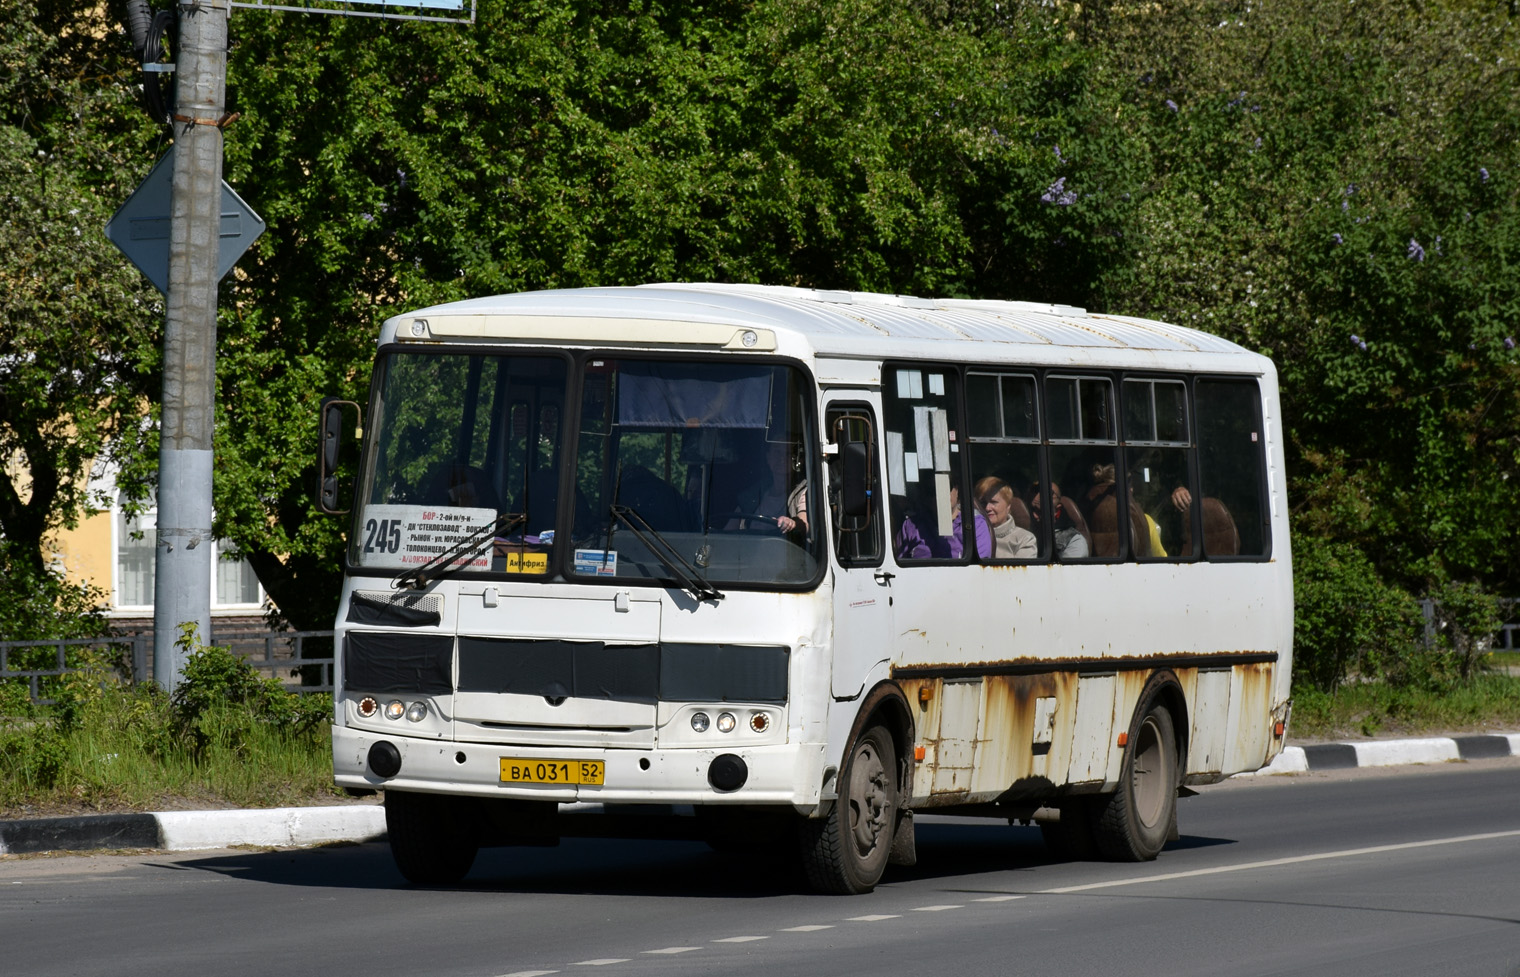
<box><xmin>3</xmin><ymin>732</ymin><xmax>1518</xmax><ymax>856</ymax></box>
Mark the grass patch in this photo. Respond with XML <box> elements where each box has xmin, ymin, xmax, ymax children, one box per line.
<box><xmin>1290</xmin><ymin>672</ymin><xmax>1520</xmax><ymax>741</ymax></box>
<box><xmin>0</xmin><ymin>634</ymin><xmax>343</xmax><ymax>819</ymax></box>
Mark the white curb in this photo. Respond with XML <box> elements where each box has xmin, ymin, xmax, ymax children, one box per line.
<box><xmin>154</xmin><ymin>805</ymin><xmax>386</xmax><ymax>851</ymax></box>
<box><xmin>1234</xmin><ymin>746</ymin><xmax>1308</xmax><ymax>777</ymax></box>
<box><xmin>1352</xmin><ymin>737</ymin><xmax>1461</xmax><ymax>768</ymax></box>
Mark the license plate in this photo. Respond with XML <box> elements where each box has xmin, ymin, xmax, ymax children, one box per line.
<box><xmin>499</xmin><ymin>757</ymin><xmax>605</xmax><ymax>786</ymax></box>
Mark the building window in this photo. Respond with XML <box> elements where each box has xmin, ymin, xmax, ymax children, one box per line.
<box><xmin>115</xmin><ymin>492</ymin><xmax>264</xmax><ymax>611</ymax></box>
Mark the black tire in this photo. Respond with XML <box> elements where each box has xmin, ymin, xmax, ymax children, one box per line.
<box><xmin>799</xmin><ymin>725</ymin><xmax>899</xmax><ymax>894</ymax></box>
<box><xmin>1039</xmin><ymin>796</ymin><xmax>1100</xmax><ymax>861</ymax></box>
<box><xmin>1093</xmin><ymin>703</ymin><xmax>1179</xmax><ymax>861</ymax></box>
<box><xmin>385</xmin><ymin>790</ymin><xmax>480</xmax><ymax>885</ymax></box>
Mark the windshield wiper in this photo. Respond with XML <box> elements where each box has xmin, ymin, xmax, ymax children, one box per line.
<box><xmin>393</xmin><ymin>511</ymin><xmax>527</xmax><ymax>591</ymax></box>
<box><xmin>609</xmin><ymin>503</ymin><xmax>724</xmax><ymax>603</ymax></box>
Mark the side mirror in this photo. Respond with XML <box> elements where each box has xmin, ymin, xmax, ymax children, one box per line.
<box><xmin>318</xmin><ymin>398</ymin><xmax>360</xmax><ymax>514</ymax></box>
<box><xmin>840</xmin><ymin>441</ymin><xmax>873</xmax><ymax>519</ymax></box>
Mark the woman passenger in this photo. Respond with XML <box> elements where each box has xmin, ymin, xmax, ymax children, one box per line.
<box><xmin>974</xmin><ymin>477</ymin><xmax>1037</xmax><ymax>559</ymax></box>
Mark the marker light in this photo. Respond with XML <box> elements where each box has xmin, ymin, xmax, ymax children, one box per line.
<box><xmin>410</xmin><ymin>319</ymin><xmax>427</xmax><ymax>337</ymax></box>
<box><xmin>406</xmin><ymin>701</ymin><xmax>429</xmax><ymax>723</ymax></box>
<box><xmin>740</xmin><ymin>330</ymin><xmax>759</xmax><ymax>348</ymax></box>
<box><xmin>357</xmin><ymin>696</ymin><xmax>378</xmax><ymax>718</ymax></box>
<box><xmin>717</xmin><ymin>712</ymin><xmax>737</xmax><ymax>733</ymax></box>
<box><xmin>691</xmin><ymin>712</ymin><xmax>711</xmax><ymax>733</ymax></box>
<box><xmin>749</xmin><ymin>712</ymin><xmax>770</xmax><ymax>733</ymax></box>
<box><xmin>385</xmin><ymin>699</ymin><xmax>406</xmax><ymax>720</ymax></box>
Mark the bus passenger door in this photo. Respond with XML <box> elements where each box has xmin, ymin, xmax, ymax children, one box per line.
<box><xmin>825</xmin><ymin>399</ymin><xmax>893</xmax><ymax>699</ymax></box>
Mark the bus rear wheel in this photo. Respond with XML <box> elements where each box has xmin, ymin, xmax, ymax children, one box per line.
<box><xmin>1093</xmin><ymin>703</ymin><xmax>1178</xmax><ymax>861</ymax></box>
<box><xmin>385</xmin><ymin>790</ymin><xmax>480</xmax><ymax>885</ymax></box>
<box><xmin>800</xmin><ymin>725</ymin><xmax>898</xmax><ymax>894</ymax></box>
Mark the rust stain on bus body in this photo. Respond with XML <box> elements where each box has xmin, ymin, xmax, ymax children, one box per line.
<box><xmin>898</xmin><ymin>657</ymin><xmax>1280</xmax><ymax>809</ymax></box>
<box><xmin>890</xmin><ymin>649</ymin><xmax>1276</xmax><ymax>675</ymax></box>
<box><xmin>1233</xmin><ymin>662</ymin><xmax>1276</xmax><ymax>771</ymax></box>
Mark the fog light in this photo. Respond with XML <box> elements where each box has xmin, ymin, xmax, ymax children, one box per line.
<box><xmin>691</xmin><ymin>712</ymin><xmax>710</xmax><ymax>733</ymax></box>
<box><xmin>749</xmin><ymin>712</ymin><xmax>770</xmax><ymax>733</ymax></box>
<box><xmin>406</xmin><ymin>701</ymin><xmax>428</xmax><ymax>723</ymax></box>
<box><xmin>384</xmin><ymin>699</ymin><xmax>405</xmax><ymax>720</ymax></box>
<box><xmin>357</xmin><ymin>696</ymin><xmax>378</xmax><ymax>718</ymax></box>
<box><xmin>717</xmin><ymin>712</ymin><xmax>736</xmax><ymax>733</ymax></box>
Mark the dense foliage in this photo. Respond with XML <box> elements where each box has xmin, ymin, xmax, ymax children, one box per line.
<box><xmin>1</xmin><ymin>0</ymin><xmax>1516</xmax><ymax>693</ymax></box>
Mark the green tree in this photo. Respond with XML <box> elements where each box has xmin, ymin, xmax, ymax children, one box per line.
<box><xmin>0</xmin><ymin>0</ymin><xmax>159</xmax><ymax>634</ymax></box>
<box><xmin>1068</xmin><ymin>0</ymin><xmax>1520</xmax><ymax>599</ymax></box>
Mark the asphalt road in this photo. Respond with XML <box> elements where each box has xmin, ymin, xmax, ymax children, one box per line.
<box><xmin>5</xmin><ymin>760</ymin><xmax>1519</xmax><ymax>977</ymax></box>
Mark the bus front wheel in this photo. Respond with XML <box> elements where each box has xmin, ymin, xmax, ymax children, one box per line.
<box><xmin>799</xmin><ymin>725</ymin><xmax>899</xmax><ymax>894</ymax></box>
<box><xmin>385</xmin><ymin>790</ymin><xmax>480</xmax><ymax>885</ymax></box>
<box><xmin>1093</xmin><ymin>703</ymin><xmax>1178</xmax><ymax>861</ymax></box>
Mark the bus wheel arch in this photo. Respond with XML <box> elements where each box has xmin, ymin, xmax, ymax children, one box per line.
<box><xmin>1094</xmin><ymin>671</ymin><xmax>1186</xmax><ymax>862</ymax></box>
<box><xmin>801</xmin><ymin>682</ymin><xmax>914</xmax><ymax>893</ymax></box>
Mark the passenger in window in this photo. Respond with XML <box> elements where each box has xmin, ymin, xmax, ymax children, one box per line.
<box><xmin>974</xmin><ymin>477</ymin><xmax>1036</xmax><ymax>560</ymax></box>
<box><xmin>1171</xmin><ymin>485</ymin><xmax>1241</xmax><ymax>556</ymax></box>
<box><xmin>1085</xmin><ymin>463</ymin><xmax>1151</xmax><ymax>558</ymax></box>
<box><xmin>895</xmin><ymin>477</ymin><xmax>991</xmax><ymax>561</ymax></box>
<box><xmin>1029</xmin><ymin>482</ymin><xmax>1090</xmax><ymax>559</ymax></box>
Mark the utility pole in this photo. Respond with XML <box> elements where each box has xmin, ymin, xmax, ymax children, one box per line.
<box><xmin>153</xmin><ymin>0</ymin><xmax>230</xmax><ymax>689</ymax></box>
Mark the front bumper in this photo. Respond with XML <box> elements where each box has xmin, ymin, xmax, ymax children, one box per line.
<box><xmin>332</xmin><ymin>724</ymin><xmax>827</xmax><ymax>812</ymax></box>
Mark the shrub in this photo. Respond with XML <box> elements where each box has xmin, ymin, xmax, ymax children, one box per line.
<box><xmin>169</xmin><ymin>625</ymin><xmax>329</xmax><ymax>760</ymax></box>
<box><xmin>1292</xmin><ymin>535</ymin><xmax>1420</xmax><ymax>691</ymax></box>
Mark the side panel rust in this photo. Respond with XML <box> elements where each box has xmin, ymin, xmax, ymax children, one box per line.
<box><xmin>898</xmin><ymin>659</ymin><xmax>1277</xmax><ymax>808</ymax></box>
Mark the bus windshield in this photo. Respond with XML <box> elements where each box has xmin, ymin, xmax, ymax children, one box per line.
<box><xmin>350</xmin><ymin>351</ymin><xmax>821</xmax><ymax>588</ymax></box>
<box><xmin>571</xmin><ymin>358</ymin><xmax>821</xmax><ymax>588</ymax></box>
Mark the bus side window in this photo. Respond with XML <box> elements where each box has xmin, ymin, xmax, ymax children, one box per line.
<box><xmin>827</xmin><ymin>408</ymin><xmax>884</xmax><ymax>566</ymax></box>
<box><xmin>1045</xmin><ymin>375</ymin><xmax>1118</xmax><ymax>560</ymax></box>
<box><xmin>1195</xmin><ymin>379</ymin><xmax>1270</xmax><ymax>558</ymax></box>
<box><xmin>967</xmin><ymin>372</ymin><xmax>1044</xmax><ymax>561</ymax></box>
<box><xmin>1122</xmin><ymin>378</ymin><xmax>1192</xmax><ymax>561</ymax></box>
<box><xmin>882</xmin><ymin>366</ymin><xmax>974</xmax><ymax>563</ymax></box>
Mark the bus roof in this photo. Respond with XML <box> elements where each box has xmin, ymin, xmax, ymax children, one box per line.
<box><xmin>389</xmin><ymin>283</ymin><xmax>1268</xmax><ymax>371</ymax></box>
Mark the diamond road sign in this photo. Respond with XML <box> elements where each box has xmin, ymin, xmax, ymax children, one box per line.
<box><xmin>104</xmin><ymin>148</ymin><xmax>265</xmax><ymax>295</ymax></box>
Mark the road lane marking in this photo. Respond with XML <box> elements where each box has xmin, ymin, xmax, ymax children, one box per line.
<box><xmin>713</xmin><ymin>936</ymin><xmax>769</xmax><ymax>943</ymax></box>
<box><xmin>974</xmin><ymin>895</ymin><xmax>1026</xmax><ymax>903</ymax></box>
<box><xmin>643</xmin><ymin>947</ymin><xmax>701</xmax><ymax>954</ymax></box>
<box><xmin>781</xmin><ymin>924</ymin><xmax>834</xmax><ymax>932</ymax></box>
<box><xmin>571</xmin><ymin>960</ymin><xmax>630</xmax><ymax>967</ymax></box>
<box><xmin>499</xmin><ymin>972</ymin><xmax>558</xmax><ymax>977</ymax></box>
<box><xmin>913</xmin><ymin>904</ymin><xmax>963</xmax><ymax>911</ymax></box>
<box><xmin>1041</xmin><ymin>829</ymin><xmax>1520</xmax><ymax>894</ymax></box>
<box><xmin>846</xmin><ymin>914</ymin><xmax>901</xmax><ymax>921</ymax></box>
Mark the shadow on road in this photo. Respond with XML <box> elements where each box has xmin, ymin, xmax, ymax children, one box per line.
<box><xmin>172</xmin><ymin>818</ymin><xmax>1239</xmax><ymax>898</ymax></box>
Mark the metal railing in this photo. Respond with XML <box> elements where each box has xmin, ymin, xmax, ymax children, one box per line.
<box><xmin>1418</xmin><ymin>598</ymin><xmax>1520</xmax><ymax>653</ymax></box>
<box><xmin>0</xmin><ymin>630</ymin><xmax>336</xmax><ymax>706</ymax></box>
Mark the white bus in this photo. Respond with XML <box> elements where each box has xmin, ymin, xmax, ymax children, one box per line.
<box><xmin>319</xmin><ymin>283</ymin><xmax>1293</xmax><ymax>893</ymax></box>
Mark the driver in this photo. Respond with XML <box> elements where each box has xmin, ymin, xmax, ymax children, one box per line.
<box><xmin>730</xmin><ymin>439</ymin><xmax>808</xmax><ymax>534</ymax></box>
